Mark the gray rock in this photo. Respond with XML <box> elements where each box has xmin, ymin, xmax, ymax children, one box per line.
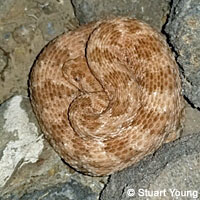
<box><xmin>18</xmin><ymin>179</ymin><xmax>97</xmax><ymax>200</ymax></box>
<box><xmin>100</xmin><ymin>133</ymin><xmax>200</xmax><ymax>200</ymax></box>
<box><xmin>164</xmin><ymin>0</ymin><xmax>200</xmax><ymax>108</ymax></box>
<box><xmin>3</xmin><ymin>179</ymin><xmax>97</xmax><ymax>200</ymax></box>
<box><xmin>182</xmin><ymin>101</ymin><xmax>200</xmax><ymax>136</ymax></box>
<box><xmin>0</xmin><ymin>96</ymin><xmax>108</xmax><ymax>200</ymax></box>
<box><xmin>72</xmin><ymin>0</ymin><xmax>171</xmax><ymax>30</ymax></box>
<box><xmin>0</xmin><ymin>0</ymin><xmax>16</xmax><ymax>19</ymax></box>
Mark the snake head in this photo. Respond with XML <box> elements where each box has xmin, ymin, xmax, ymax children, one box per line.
<box><xmin>62</xmin><ymin>56</ymin><xmax>103</xmax><ymax>93</ymax></box>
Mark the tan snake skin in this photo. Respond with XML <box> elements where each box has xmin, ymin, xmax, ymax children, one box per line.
<box><xmin>29</xmin><ymin>18</ymin><xmax>184</xmax><ymax>176</ymax></box>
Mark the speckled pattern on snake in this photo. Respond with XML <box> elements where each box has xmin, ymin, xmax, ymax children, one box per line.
<box><xmin>29</xmin><ymin>17</ymin><xmax>184</xmax><ymax>176</ymax></box>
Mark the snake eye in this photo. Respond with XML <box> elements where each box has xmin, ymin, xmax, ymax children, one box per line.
<box><xmin>74</xmin><ymin>76</ymin><xmax>80</xmax><ymax>82</ymax></box>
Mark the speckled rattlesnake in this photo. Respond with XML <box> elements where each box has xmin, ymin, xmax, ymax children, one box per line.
<box><xmin>29</xmin><ymin>17</ymin><xmax>184</xmax><ymax>176</ymax></box>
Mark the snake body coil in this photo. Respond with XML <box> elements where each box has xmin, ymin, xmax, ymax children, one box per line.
<box><xmin>30</xmin><ymin>18</ymin><xmax>184</xmax><ymax>176</ymax></box>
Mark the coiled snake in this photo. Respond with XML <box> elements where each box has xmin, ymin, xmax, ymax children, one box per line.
<box><xmin>29</xmin><ymin>18</ymin><xmax>184</xmax><ymax>176</ymax></box>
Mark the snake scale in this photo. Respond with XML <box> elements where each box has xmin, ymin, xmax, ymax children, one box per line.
<box><xmin>29</xmin><ymin>18</ymin><xmax>184</xmax><ymax>176</ymax></box>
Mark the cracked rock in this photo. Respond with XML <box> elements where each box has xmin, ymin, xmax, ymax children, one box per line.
<box><xmin>165</xmin><ymin>0</ymin><xmax>200</xmax><ymax>108</ymax></box>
